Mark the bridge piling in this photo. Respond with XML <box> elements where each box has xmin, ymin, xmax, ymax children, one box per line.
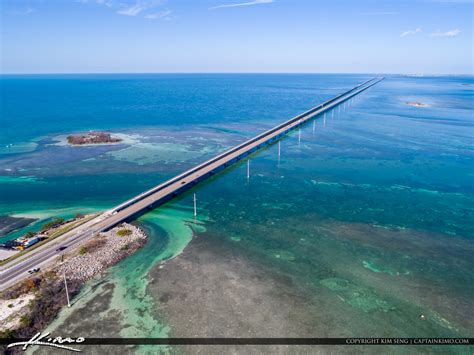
<box><xmin>97</xmin><ymin>77</ymin><xmax>384</xmax><ymax>230</ymax></box>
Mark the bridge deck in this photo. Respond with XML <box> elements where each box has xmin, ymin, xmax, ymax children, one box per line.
<box><xmin>93</xmin><ymin>77</ymin><xmax>384</xmax><ymax>232</ymax></box>
<box><xmin>0</xmin><ymin>77</ymin><xmax>383</xmax><ymax>290</ymax></box>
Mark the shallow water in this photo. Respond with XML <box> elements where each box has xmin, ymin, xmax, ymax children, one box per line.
<box><xmin>1</xmin><ymin>74</ymin><xmax>367</xmax><ymax>242</ymax></box>
<box><xmin>1</xmin><ymin>74</ymin><xmax>473</xmax><ymax>351</ymax></box>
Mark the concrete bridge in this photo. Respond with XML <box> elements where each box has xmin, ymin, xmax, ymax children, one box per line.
<box><xmin>96</xmin><ymin>76</ymin><xmax>384</xmax><ymax>231</ymax></box>
<box><xmin>0</xmin><ymin>77</ymin><xmax>383</xmax><ymax>290</ymax></box>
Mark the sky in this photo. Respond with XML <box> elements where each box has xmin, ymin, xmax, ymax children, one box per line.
<box><xmin>1</xmin><ymin>0</ymin><xmax>473</xmax><ymax>74</ymax></box>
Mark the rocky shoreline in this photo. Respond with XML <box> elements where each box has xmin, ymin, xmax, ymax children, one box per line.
<box><xmin>57</xmin><ymin>223</ymin><xmax>147</xmax><ymax>282</ymax></box>
<box><xmin>67</xmin><ymin>131</ymin><xmax>122</xmax><ymax>146</ymax></box>
<box><xmin>0</xmin><ymin>223</ymin><xmax>147</xmax><ymax>352</ymax></box>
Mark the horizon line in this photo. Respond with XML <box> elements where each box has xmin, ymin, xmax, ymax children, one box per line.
<box><xmin>1</xmin><ymin>71</ymin><xmax>473</xmax><ymax>76</ymax></box>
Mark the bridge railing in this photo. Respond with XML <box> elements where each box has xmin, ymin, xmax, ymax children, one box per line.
<box><xmin>111</xmin><ymin>77</ymin><xmax>382</xmax><ymax>214</ymax></box>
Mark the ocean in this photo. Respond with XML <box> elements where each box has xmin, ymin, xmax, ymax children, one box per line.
<box><xmin>1</xmin><ymin>74</ymin><xmax>473</xmax><ymax>351</ymax></box>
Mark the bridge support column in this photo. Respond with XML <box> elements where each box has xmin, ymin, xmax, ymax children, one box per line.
<box><xmin>64</xmin><ymin>271</ymin><xmax>71</xmax><ymax>308</ymax></box>
<box><xmin>278</xmin><ymin>141</ymin><xmax>281</xmax><ymax>162</ymax></box>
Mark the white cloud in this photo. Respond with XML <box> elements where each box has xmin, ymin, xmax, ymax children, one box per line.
<box><xmin>145</xmin><ymin>9</ymin><xmax>172</xmax><ymax>19</ymax></box>
<box><xmin>117</xmin><ymin>3</ymin><xmax>147</xmax><ymax>16</ymax></box>
<box><xmin>209</xmin><ymin>0</ymin><xmax>274</xmax><ymax>10</ymax></box>
<box><xmin>400</xmin><ymin>27</ymin><xmax>422</xmax><ymax>38</ymax></box>
<box><xmin>96</xmin><ymin>0</ymin><xmax>113</xmax><ymax>7</ymax></box>
<box><xmin>81</xmin><ymin>0</ymin><xmax>167</xmax><ymax>18</ymax></box>
<box><xmin>430</xmin><ymin>29</ymin><xmax>461</xmax><ymax>37</ymax></box>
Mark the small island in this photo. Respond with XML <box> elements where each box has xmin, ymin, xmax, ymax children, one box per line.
<box><xmin>67</xmin><ymin>131</ymin><xmax>122</xmax><ymax>145</ymax></box>
<box><xmin>406</xmin><ymin>101</ymin><xmax>429</xmax><ymax>108</ymax></box>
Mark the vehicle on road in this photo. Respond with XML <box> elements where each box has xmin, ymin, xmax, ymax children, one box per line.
<box><xmin>28</xmin><ymin>268</ymin><xmax>40</xmax><ymax>274</ymax></box>
<box><xmin>56</xmin><ymin>246</ymin><xmax>68</xmax><ymax>252</ymax></box>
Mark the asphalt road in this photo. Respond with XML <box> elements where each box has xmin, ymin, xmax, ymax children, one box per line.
<box><xmin>0</xmin><ymin>228</ymin><xmax>96</xmax><ymax>291</ymax></box>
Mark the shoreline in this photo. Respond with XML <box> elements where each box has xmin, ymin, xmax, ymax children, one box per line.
<box><xmin>0</xmin><ymin>214</ymin><xmax>98</xmax><ymax>265</ymax></box>
<box><xmin>0</xmin><ymin>215</ymin><xmax>37</xmax><ymax>238</ymax></box>
<box><xmin>0</xmin><ymin>223</ymin><xmax>147</xmax><ymax>348</ymax></box>
<box><xmin>25</xmin><ymin>207</ymin><xmax>203</xmax><ymax>354</ymax></box>
<box><xmin>50</xmin><ymin>132</ymin><xmax>141</xmax><ymax>148</ymax></box>
<box><xmin>66</xmin><ymin>131</ymin><xmax>122</xmax><ymax>146</ymax></box>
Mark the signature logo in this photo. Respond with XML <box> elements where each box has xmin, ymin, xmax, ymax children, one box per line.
<box><xmin>7</xmin><ymin>332</ymin><xmax>85</xmax><ymax>352</ymax></box>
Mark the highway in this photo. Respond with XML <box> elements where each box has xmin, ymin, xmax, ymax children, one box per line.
<box><xmin>0</xmin><ymin>77</ymin><xmax>383</xmax><ymax>291</ymax></box>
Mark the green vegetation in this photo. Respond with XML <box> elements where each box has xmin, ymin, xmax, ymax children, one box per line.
<box><xmin>117</xmin><ymin>229</ymin><xmax>132</xmax><ymax>237</ymax></box>
<box><xmin>0</xmin><ymin>214</ymin><xmax>98</xmax><ymax>268</ymax></box>
<box><xmin>7</xmin><ymin>304</ymin><xmax>13</xmax><ymax>308</ymax></box>
<box><xmin>78</xmin><ymin>238</ymin><xmax>106</xmax><ymax>255</ymax></box>
<box><xmin>0</xmin><ymin>227</ymin><xmax>145</xmax><ymax>345</ymax></box>
<box><xmin>67</xmin><ymin>132</ymin><xmax>121</xmax><ymax>145</ymax></box>
<box><xmin>120</xmin><ymin>244</ymin><xmax>129</xmax><ymax>251</ymax></box>
<box><xmin>24</xmin><ymin>231</ymin><xmax>36</xmax><ymax>238</ymax></box>
<box><xmin>1</xmin><ymin>273</ymin><xmax>82</xmax><ymax>343</ymax></box>
<box><xmin>49</xmin><ymin>219</ymin><xmax>84</xmax><ymax>238</ymax></box>
<box><xmin>23</xmin><ymin>279</ymin><xmax>38</xmax><ymax>292</ymax></box>
<box><xmin>41</xmin><ymin>217</ymin><xmax>65</xmax><ymax>231</ymax></box>
<box><xmin>19</xmin><ymin>315</ymin><xmax>32</xmax><ymax>327</ymax></box>
<box><xmin>0</xmin><ymin>329</ymin><xmax>14</xmax><ymax>339</ymax></box>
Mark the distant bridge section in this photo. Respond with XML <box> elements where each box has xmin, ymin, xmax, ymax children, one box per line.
<box><xmin>96</xmin><ymin>77</ymin><xmax>384</xmax><ymax>230</ymax></box>
<box><xmin>0</xmin><ymin>77</ymin><xmax>383</xmax><ymax>291</ymax></box>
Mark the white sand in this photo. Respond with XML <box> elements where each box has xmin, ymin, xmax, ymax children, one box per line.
<box><xmin>0</xmin><ymin>293</ymin><xmax>35</xmax><ymax>331</ymax></box>
<box><xmin>0</xmin><ymin>249</ymin><xmax>20</xmax><ymax>262</ymax></box>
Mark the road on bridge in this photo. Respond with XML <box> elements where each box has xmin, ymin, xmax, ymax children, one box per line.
<box><xmin>0</xmin><ymin>77</ymin><xmax>383</xmax><ymax>291</ymax></box>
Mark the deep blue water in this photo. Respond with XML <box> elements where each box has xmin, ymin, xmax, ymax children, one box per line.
<box><xmin>0</xmin><ymin>74</ymin><xmax>370</xmax><ymax>237</ymax></box>
<box><xmin>1</xmin><ymin>74</ymin><xmax>474</xmax><ymax>340</ymax></box>
<box><xmin>1</xmin><ymin>74</ymin><xmax>368</xmax><ymax>144</ymax></box>
<box><xmin>0</xmin><ymin>74</ymin><xmax>472</xmax><ymax>239</ymax></box>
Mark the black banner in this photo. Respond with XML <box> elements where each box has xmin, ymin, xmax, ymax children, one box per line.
<box><xmin>2</xmin><ymin>338</ymin><xmax>473</xmax><ymax>346</ymax></box>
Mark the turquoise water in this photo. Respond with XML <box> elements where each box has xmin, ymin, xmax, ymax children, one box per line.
<box><xmin>0</xmin><ymin>74</ymin><xmax>370</xmax><ymax>240</ymax></box>
<box><xmin>1</xmin><ymin>74</ymin><xmax>474</xmax><ymax>345</ymax></box>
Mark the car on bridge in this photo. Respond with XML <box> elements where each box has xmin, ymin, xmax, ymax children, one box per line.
<box><xmin>28</xmin><ymin>268</ymin><xmax>40</xmax><ymax>274</ymax></box>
